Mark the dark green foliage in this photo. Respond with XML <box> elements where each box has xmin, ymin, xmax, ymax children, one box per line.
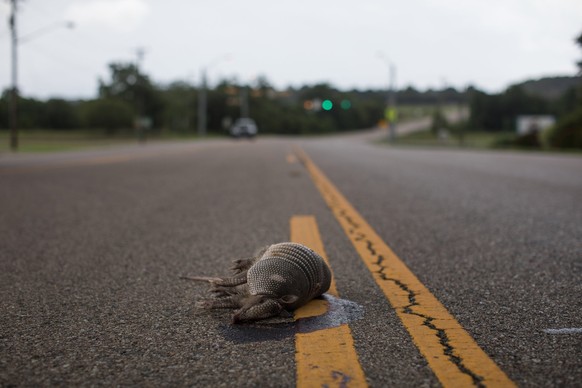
<box><xmin>514</xmin><ymin>131</ymin><xmax>542</xmax><ymax>148</ymax></box>
<box><xmin>80</xmin><ymin>99</ymin><xmax>133</xmax><ymax>133</ymax></box>
<box><xmin>294</xmin><ymin>84</ymin><xmax>384</xmax><ymax>132</ymax></box>
<box><xmin>430</xmin><ymin>109</ymin><xmax>449</xmax><ymax>135</ymax></box>
<box><xmin>99</xmin><ymin>62</ymin><xmax>164</xmax><ymax>128</ymax></box>
<box><xmin>205</xmin><ymin>90</ymin><xmax>226</xmax><ymax>133</ymax></box>
<box><xmin>161</xmin><ymin>82</ymin><xmax>197</xmax><ymax>133</ymax></box>
<box><xmin>44</xmin><ymin>99</ymin><xmax>80</xmax><ymax>129</ymax></box>
<box><xmin>545</xmin><ymin>31</ymin><xmax>582</xmax><ymax>149</ymax></box>
<box><xmin>545</xmin><ymin>108</ymin><xmax>582</xmax><ymax>149</ymax></box>
<box><xmin>511</xmin><ymin>76</ymin><xmax>581</xmax><ymax>100</ymax></box>
<box><xmin>0</xmin><ymin>92</ymin><xmax>44</xmax><ymax>130</ymax></box>
<box><xmin>551</xmin><ymin>86</ymin><xmax>580</xmax><ymax>117</ymax></box>
<box><xmin>1</xmin><ymin>60</ymin><xmax>469</xmax><ymax>136</ymax></box>
<box><xmin>5</xmin><ymin>50</ymin><xmax>580</xmax><ymax>148</ymax></box>
<box><xmin>468</xmin><ymin>86</ymin><xmax>550</xmax><ymax>131</ymax></box>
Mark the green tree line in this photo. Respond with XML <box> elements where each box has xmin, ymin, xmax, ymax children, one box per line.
<box><xmin>547</xmin><ymin>32</ymin><xmax>582</xmax><ymax>149</ymax></box>
<box><xmin>0</xmin><ymin>62</ymin><xmax>469</xmax><ymax>136</ymax></box>
<box><xmin>465</xmin><ymin>32</ymin><xmax>582</xmax><ymax>149</ymax></box>
<box><xmin>466</xmin><ymin>84</ymin><xmax>579</xmax><ymax>131</ymax></box>
<box><xmin>1</xmin><ymin>53</ymin><xmax>580</xmax><ymax>149</ymax></box>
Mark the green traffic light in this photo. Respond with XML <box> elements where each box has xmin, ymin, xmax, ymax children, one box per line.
<box><xmin>322</xmin><ymin>100</ymin><xmax>333</xmax><ymax>111</ymax></box>
<box><xmin>341</xmin><ymin>100</ymin><xmax>351</xmax><ymax>110</ymax></box>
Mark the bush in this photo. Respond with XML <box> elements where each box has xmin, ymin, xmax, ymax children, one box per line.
<box><xmin>430</xmin><ymin>109</ymin><xmax>449</xmax><ymax>135</ymax></box>
<box><xmin>544</xmin><ymin>109</ymin><xmax>582</xmax><ymax>149</ymax></box>
<box><xmin>81</xmin><ymin>99</ymin><xmax>134</xmax><ymax>134</ymax></box>
<box><xmin>514</xmin><ymin>131</ymin><xmax>541</xmax><ymax>148</ymax></box>
<box><xmin>44</xmin><ymin>99</ymin><xmax>80</xmax><ymax>129</ymax></box>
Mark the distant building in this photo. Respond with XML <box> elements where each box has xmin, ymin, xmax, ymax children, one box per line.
<box><xmin>516</xmin><ymin>115</ymin><xmax>556</xmax><ymax>135</ymax></box>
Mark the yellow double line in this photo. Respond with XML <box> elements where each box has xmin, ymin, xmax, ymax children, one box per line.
<box><xmin>292</xmin><ymin>215</ymin><xmax>368</xmax><ymax>387</ymax></box>
<box><xmin>291</xmin><ymin>149</ymin><xmax>515</xmax><ymax>387</ymax></box>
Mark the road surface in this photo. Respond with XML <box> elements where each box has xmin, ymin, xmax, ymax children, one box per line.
<box><xmin>1</xmin><ymin>130</ymin><xmax>580</xmax><ymax>386</ymax></box>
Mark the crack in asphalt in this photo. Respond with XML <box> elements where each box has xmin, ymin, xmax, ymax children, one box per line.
<box><xmin>382</xmin><ymin>272</ymin><xmax>485</xmax><ymax>387</ymax></box>
<box><xmin>313</xmin><ymin>172</ymin><xmax>486</xmax><ymax>387</ymax></box>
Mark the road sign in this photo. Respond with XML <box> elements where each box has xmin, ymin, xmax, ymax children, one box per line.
<box><xmin>384</xmin><ymin>108</ymin><xmax>397</xmax><ymax>122</ymax></box>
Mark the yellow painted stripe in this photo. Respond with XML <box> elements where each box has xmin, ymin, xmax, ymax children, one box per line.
<box><xmin>291</xmin><ymin>215</ymin><xmax>368</xmax><ymax>388</ymax></box>
<box><xmin>295</xmin><ymin>150</ymin><xmax>515</xmax><ymax>388</ymax></box>
<box><xmin>287</xmin><ymin>153</ymin><xmax>298</xmax><ymax>164</ymax></box>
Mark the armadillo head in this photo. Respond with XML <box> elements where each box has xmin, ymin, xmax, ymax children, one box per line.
<box><xmin>231</xmin><ymin>294</ymin><xmax>299</xmax><ymax>323</ymax></box>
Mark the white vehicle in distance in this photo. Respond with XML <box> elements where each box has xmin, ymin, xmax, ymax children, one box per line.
<box><xmin>230</xmin><ymin>118</ymin><xmax>258</xmax><ymax>138</ymax></box>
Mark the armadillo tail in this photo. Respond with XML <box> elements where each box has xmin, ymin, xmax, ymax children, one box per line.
<box><xmin>180</xmin><ymin>275</ymin><xmax>223</xmax><ymax>283</ymax></box>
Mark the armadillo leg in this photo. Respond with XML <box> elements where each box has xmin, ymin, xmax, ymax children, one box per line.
<box><xmin>209</xmin><ymin>286</ymin><xmax>234</xmax><ymax>297</ymax></box>
<box><xmin>229</xmin><ymin>246</ymin><xmax>269</xmax><ymax>274</ymax></box>
<box><xmin>180</xmin><ymin>273</ymin><xmax>247</xmax><ymax>287</ymax></box>
<box><xmin>209</xmin><ymin>283</ymin><xmax>249</xmax><ymax>298</ymax></box>
<box><xmin>214</xmin><ymin>271</ymin><xmax>247</xmax><ymax>287</ymax></box>
<box><xmin>230</xmin><ymin>259</ymin><xmax>255</xmax><ymax>274</ymax></box>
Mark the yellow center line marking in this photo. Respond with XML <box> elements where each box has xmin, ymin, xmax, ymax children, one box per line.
<box><xmin>295</xmin><ymin>149</ymin><xmax>515</xmax><ymax>388</ymax></box>
<box><xmin>291</xmin><ymin>215</ymin><xmax>368</xmax><ymax>388</ymax></box>
<box><xmin>287</xmin><ymin>153</ymin><xmax>298</xmax><ymax>164</ymax></box>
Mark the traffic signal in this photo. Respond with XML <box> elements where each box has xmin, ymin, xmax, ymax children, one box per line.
<box><xmin>341</xmin><ymin>99</ymin><xmax>351</xmax><ymax>110</ymax></box>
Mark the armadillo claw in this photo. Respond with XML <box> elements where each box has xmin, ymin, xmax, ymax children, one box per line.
<box><xmin>195</xmin><ymin>300</ymin><xmax>213</xmax><ymax>309</ymax></box>
<box><xmin>209</xmin><ymin>286</ymin><xmax>236</xmax><ymax>298</ymax></box>
<box><xmin>230</xmin><ymin>259</ymin><xmax>254</xmax><ymax>274</ymax></box>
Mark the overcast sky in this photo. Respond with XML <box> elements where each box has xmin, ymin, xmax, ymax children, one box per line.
<box><xmin>0</xmin><ymin>0</ymin><xmax>580</xmax><ymax>99</ymax></box>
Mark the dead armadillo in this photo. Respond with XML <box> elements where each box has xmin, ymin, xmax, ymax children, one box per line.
<box><xmin>182</xmin><ymin>242</ymin><xmax>332</xmax><ymax>323</ymax></box>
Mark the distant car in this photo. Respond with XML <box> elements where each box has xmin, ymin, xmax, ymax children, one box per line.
<box><xmin>230</xmin><ymin>118</ymin><xmax>258</xmax><ymax>138</ymax></box>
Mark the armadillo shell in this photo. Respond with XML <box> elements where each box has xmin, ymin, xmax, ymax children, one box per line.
<box><xmin>247</xmin><ymin>243</ymin><xmax>331</xmax><ymax>310</ymax></box>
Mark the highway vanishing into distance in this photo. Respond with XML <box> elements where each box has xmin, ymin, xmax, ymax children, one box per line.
<box><xmin>1</xmin><ymin>128</ymin><xmax>581</xmax><ymax>387</ymax></box>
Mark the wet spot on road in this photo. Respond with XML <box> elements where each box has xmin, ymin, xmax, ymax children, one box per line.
<box><xmin>219</xmin><ymin>295</ymin><xmax>364</xmax><ymax>343</ymax></box>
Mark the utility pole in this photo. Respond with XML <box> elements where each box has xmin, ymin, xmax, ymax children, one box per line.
<box><xmin>240</xmin><ymin>85</ymin><xmax>249</xmax><ymax>118</ymax></box>
<box><xmin>6</xmin><ymin>2</ymin><xmax>73</xmax><ymax>151</ymax></box>
<box><xmin>197</xmin><ymin>54</ymin><xmax>231</xmax><ymax>137</ymax></box>
<box><xmin>134</xmin><ymin>47</ymin><xmax>146</xmax><ymax>142</ymax></box>
<box><xmin>9</xmin><ymin>0</ymin><xmax>19</xmax><ymax>151</ymax></box>
<box><xmin>197</xmin><ymin>68</ymin><xmax>207</xmax><ymax>136</ymax></box>
<box><xmin>388</xmin><ymin>63</ymin><xmax>397</xmax><ymax>142</ymax></box>
<box><xmin>377</xmin><ymin>52</ymin><xmax>398</xmax><ymax>142</ymax></box>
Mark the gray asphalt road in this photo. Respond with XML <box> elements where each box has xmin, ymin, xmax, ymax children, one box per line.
<box><xmin>1</xmin><ymin>132</ymin><xmax>580</xmax><ymax>386</ymax></box>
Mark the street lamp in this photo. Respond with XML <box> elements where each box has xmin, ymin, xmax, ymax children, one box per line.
<box><xmin>8</xmin><ymin>0</ymin><xmax>75</xmax><ymax>151</ymax></box>
<box><xmin>197</xmin><ymin>54</ymin><xmax>231</xmax><ymax>137</ymax></box>
<box><xmin>377</xmin><ymin>52</ymin><xmax>398</xmax><ymax>142</ymax></box>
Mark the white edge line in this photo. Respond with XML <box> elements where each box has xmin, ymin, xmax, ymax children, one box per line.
<box><xmin>543</xmin><ymin>328</ymin><xmax>582</xmax><ymax>334</ymax></box>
